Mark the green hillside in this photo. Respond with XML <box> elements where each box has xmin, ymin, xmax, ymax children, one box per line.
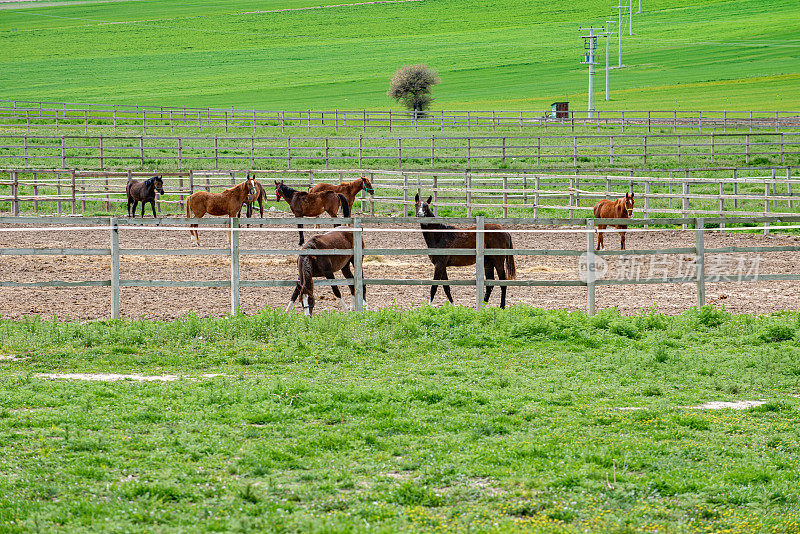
<box><xmin>1</xmin><ymin>0</ymin><xmax>798</xmax><ymax>111</ymax></box>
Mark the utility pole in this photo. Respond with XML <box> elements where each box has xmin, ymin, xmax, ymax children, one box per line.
<box><xmin>629</xmin><ymin>0</ymin><xmax>633</xmax><ymax>35</ymax></box>
<box><xmin>580</xmin><ymin>27</ymin><xmax>599</xmax><ymax>118</ymax></box>
<box><xmin>604</xmin><ymin>21</ymin><xmax>615</xmax><ymax>100</ymax></box>
<box><xmin>612</xmin><ymin>1</ymin><xmax>626</xmax><ymax>68</ymax></box>
<box><xmin>638</xmin><ymin>0</ymin><xmax>641</xmax><ymax>13</ymax></box>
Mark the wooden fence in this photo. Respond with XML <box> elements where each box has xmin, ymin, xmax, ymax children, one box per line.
<box><xmin>2</xmin><ymin>215</ymin><xmax>799</xmax><ymax>319</ymax></box>
<box><xmin>1</xmin><ymin>132</ymin><xmax>798</xmax><ymax>170</ymax></box>
<box><xmin>1</xmin><ymin>168</ymin><xmax>798</xmax><ymax>225</ymax></box>
<box><xmin>3</xmin><ymin>101</ymin><xmax>800</xmax><ymax>133</ymax></box>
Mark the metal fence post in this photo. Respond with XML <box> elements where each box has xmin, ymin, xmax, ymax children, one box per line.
<box><xmin>476</xmin><ymin>216</ymin><xmax>485</xmax><ymax>310</ymax></box>
<box><xmin>353</xmin><ymin>218</ymin><xmax>364</xmax><ymax>311</ymax></box>
<box><xmin>110</xmin><ymin>217</ymin><xmax>120</xmax><ymax>320</ymax></box>
<box><xmin>11</xmin><ymin>171</ymin><xmax>19</xmax><ymax>216</ymax></box>
<box><xmin>230</xmin><ymin>217</ymin><xmax>240</xmax><ymax>314</ymax></box>
<box><xmin>71</xmin><ymin>170</ymin><xmax>77</xmax><ymax>214</ymax></box>
<box><xmin>695</xmin><ymin>217</ymin><xmax>705</xmax><ymax>307</ymax></box>
<box><xmin>586</xmin><ymin>218</ymin><xmax>596</xmax><ymax>315</ymax></box>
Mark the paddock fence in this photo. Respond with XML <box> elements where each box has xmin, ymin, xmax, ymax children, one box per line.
<box><xmin>1</xmin><ymin>168</ymin><xmax>798</xmax><ymax>226</ymax></box>
<box><xmin>2</xmin><ymin>215</ymin><xmax>799</xmax><ymax>319</ymax></box>
<box><xmin>3</xmin><ymin>101</ymin><xmax>800</xmax><ymax>133</ymax></box>
<box><xmin>1</xmin><ymin>132</ymin><xmax>798</xmax><ymax>170</ymax></box>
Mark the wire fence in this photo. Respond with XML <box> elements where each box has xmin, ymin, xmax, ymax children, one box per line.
<box><xmin>3</xmin><ymin>100</ymin><xmax>800</xmax><ymax>133</ymax></box>
<box><xmin>2</xmin><ymin>215</ymin><xmax>799</xmax><ymax>319</ymax></box>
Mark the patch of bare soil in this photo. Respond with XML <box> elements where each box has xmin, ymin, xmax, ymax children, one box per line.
<box><xmin>1</xmin><ymin>216</ymin><xmax>799</xmax><ymax>320</ymax></box>
<box><xmin>686</xmin><ymin>400</ymin><xmax>767</xmax><ymax>410</ymax></box>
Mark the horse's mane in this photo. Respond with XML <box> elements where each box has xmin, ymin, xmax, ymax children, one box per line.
<box><xmin>279</xmin><ymin>183</ymin><xmax>299</xmax><ymax>199</ymax></box>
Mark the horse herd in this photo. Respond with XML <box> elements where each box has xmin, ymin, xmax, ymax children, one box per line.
<box><xmin>125</xmin><ymin>175</ymin><xmax>635</xmax><ymax>316</ymax></box>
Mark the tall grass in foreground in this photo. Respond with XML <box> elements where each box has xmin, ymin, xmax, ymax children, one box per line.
<box><xmin>1</xmin><ymin>306</ymin><xmax>799</xmax><ymax>533</ymax></box>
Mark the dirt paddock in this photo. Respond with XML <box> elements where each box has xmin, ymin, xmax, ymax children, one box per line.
<box><xmin>1</xmin><ymin>216</ymin><xmax>798</xmax><ymax>320</ymax></box>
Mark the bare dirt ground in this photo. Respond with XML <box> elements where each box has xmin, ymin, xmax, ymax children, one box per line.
<box><xmin>1</xmin><ymin>216</ymin><xmax>799</xmax><ymax>320</ymax></box>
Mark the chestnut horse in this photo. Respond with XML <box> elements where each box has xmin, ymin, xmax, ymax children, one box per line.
<box><xmin>593</xmin><ymin>192</ymin><xmax>635</xmax><ymax>250</ymax></box>
<box><xmin>275</xmin><ymin>181</ymin><xmax>345</xmax><ymax>245</ymax></box>
<box><xmin>308</xmin><ymin>176</ymin><xmax>374</xmax><ymax>212</ymax></box>
<box><xmin>285</xmin><ymin>195</ymin><xmax>366</xmax><ymax>316</ymax></box>
<box><xmin>186</xmin><ymin>175</ymin><xmax>258</xmax><ymax>246</ymax></box>
<box><xmin>415</xmin><ymin>194</ymin><xmax>517</xmax><ymax>308</ymax></box>
<box><xmin>126</xmin><ymin>175</ymin><xmax>164</xmax><ymax>218</ymax></box>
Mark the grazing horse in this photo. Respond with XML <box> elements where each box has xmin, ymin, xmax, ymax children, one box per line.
<box><xmin>274</xmin><ymin>181</ymin><xmax>345</xmax><ymax>245</ymax></box>
<box><xmin>308</xmin><ymin>176</ymin><xmax>374</xmax><ymax>212</ymax></box>
<box><xmin>185</xmin><ymin>175</ymin><xmax>258</xmax><ymax>246</ymax></box>
<box><xmin>126</xmin><ymin>175</ymin><xmax>165</xmax><ymax>218</ymax></box>
<box><xmin>286</xmin><ymin>195</ymin><xmax>366</xmax><ymax>316</ymax></box>
<box><xmin>415</xmin><ymin>193</ymin><xmax>516</xmax><ymax>308</ymax></box>
<box><xmin>593</xmin><ymin>192</ymin><xmax>635</xmax><ymax>250</ymax></box>
<box><xmin>237</xmin><ymin>175</ymin><xmax>267</xmax><ymax>223</ymax></box>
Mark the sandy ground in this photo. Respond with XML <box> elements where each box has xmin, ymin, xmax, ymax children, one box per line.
<box><xmin>1</xmin><ymin>215</ymin><xmax>799</xmax><ymax>320</ymax></box>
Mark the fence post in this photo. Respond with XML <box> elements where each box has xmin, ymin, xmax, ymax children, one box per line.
<box><xmin>140</xmin><ymin>137</ymin><xmax>144</xmax><ymax>166</ymax></box>
<box><xmin>11</xmin><ymin>171</ymin><xmax>19</xmax><ymax>216</ymax></box>
<box><xmin>695</xmin><ymin>218</ymin><xmax>705</xmax><ymax>307</ymax></box>
<box><xmin>534</xmin><ymin>175</ymin><xmax>540</xmax><ymax>218</ymax></box>
<box><xmin>369</xmin><ymin>172</ymin><xmax>375</xmax><ymax>215</ymax></box>
<box><xmin>681</xmin><ymin>176</ymin><xmax>688</xmax><ymax>229</ymax></box>
<box><xmin>230</xmin><ymin>217</ymin><xmax>240</xmax><ymax>315</ymax></box>
<box><xmin>33</xmin><ymin>172</ymin><xmax>38</xmax><ymax>214</ymax></box>
<box><xmin>110</xmin><ymin>217</ymin><xmax>120</xmax><ymax>320</ymax></box>
<box><xmin>358</xmin><ymin>135</ymin><xmax>363</xmax><ymax>168</ymax></box>
<box><xmin>586</xmin><ymin>218</ymin><xmax>596</xmax><ymax>316</ymax></box>
<box><xmin>353</xmin><ymin>218</ymin><xmax>364</xmax><ymax>311</ymax></box>
<box><xmin>430</xmin><ymin>135</ymin><xmax>435</xmax><ymax>167</ymax></box>
<box><xmin>214</xmin><ymin>137</ymin><xmax>219</xmax><ymax>169</ymax></box>
<box><xmin>71</xmin><ymin>170</ymin><xmax>77</xmax><ymax>214</ymax></box>
<box><xmin>764</xmin><ymin>172</ymin><xmax>772</xmax><ymax>235</ymax></box>
<box><xmin>502</xmin><ymin>175</ymin><xmax>508</xmax><ymax>218</ymax></box>
<box><xmin>788</xmin><ymin>168</ymin><xmax>793</xmax><ymax>209</ymax></box>
<box><xmin>466</xmin><ymin>173</ymin><xmax>472</xmax><ymax>217</ymax></box>
<box><xmin>61</xmin><ymin>137</ymin><xmax>66</xmax><ymax>168</ymax></box>
<box><xmin>475</xmin><ymin>216</ymin><xmax>485</xmax><ymax>310</ymax></box>
<box><xmin>287</xmin><ymin>137</ymin><xmax>291</xmax><ymax>169</ymax></box>
<box><xmin>733</xmin><ymin>169</ymin><xmax>738</xmax><ymax>208</ymax></box>
<box><xmin>644</xmin><ymin>180</ymin><xmax>650</xmax><ymax>228</ymax></box>
<box><xmin>668</xmin><ymin>170</ymin><xmax>673</xmax><ymax>210</ymax></box>
<box><xmin>99</xmin><ymin>136</ymin><xmax>104</xmax><ymax>169</ymax></box>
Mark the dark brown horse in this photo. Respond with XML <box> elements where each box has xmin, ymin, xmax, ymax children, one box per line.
<box><xmin>186</xmin><ymin>175</ymin><xmax>258</xmax><ymax>246</ymax></box>
<box><xmin>415</xmin><ymin>194</ymin><xmax>516</xmax><ymax>308</ymax></box>
<box><xmin>275</xmin><ymin>181</ymin><xmax>345</xmax><ymax>245</ymax></box>
<box><xmin>126</xmin><ymin>175</ymin><xmax>164</xmax><ymax>218</ymax></box>
<box><xmin>308</xmin><ymin>176</ymin><xmax>374</xmax><ymax>212</ymax></box>
<box><xmin>593</xmin><ymin>192</ymin><xmax>635</xmax><ymax>250</ymax></box>
<box><xmin>285</xmin><ymin>195</ymin><xmax>366</xmax><ymax>316</ymax></box>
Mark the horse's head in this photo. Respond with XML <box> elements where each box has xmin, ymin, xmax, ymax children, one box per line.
<box><xmin>274</xmin><ymin>180</ymin><xmax>284</xmax><ymax>202</ymax></box>
<box><xmin>414</xmin><ymin>193</ymin><xmax>434</xmax><ymax>218</ymax></box>
<box><xmin>362</xmin><ymin>176</ymin><xmax>374</xmax><ymax>196</ymax></box>
<box><xmin>624</xmin><ymin>192</ymin><xmax>635</xmax><ymax>217</ymax></box>
<box><xmin>152</xmin><ymin>175</ymin><xmax>165</xmax><ymax>195</ymax></box>
<box><xmin>244</xmin><ymin>174</ymin><xmax>258</xmax><ymax>202</ymax></box>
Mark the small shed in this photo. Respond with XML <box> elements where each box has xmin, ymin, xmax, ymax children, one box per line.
<box><xmin>550</xmin><ymin>102</ymin><xmax>569</xmax><ymax>119</ymax></box>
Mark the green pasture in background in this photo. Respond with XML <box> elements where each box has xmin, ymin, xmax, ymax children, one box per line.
<box><xmin>1</xmin><ymin>306</ymin><xmax>799</xmax><ymax>532</ymax></box>
<box><xmin>0</xmin><ymin>0</ymin><xmax>798</xmax><ymax>111</ymax></box>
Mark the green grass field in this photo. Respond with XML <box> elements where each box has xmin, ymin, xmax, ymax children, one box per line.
<box><xmin>1</xmin><ymin>306</ymin><xmax>800</xmax><ymax>532</ymax></box>
<box><xmin>1</xmin><ymin>0</ymin><xmax>799</xmax><ymax>111</ymax></box>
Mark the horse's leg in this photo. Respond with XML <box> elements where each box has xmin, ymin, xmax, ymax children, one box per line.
<box><xmin>286</xmin><ymin>284</ymin><xmax>301</xmax><ymax>312</ymax></box>
<box><xmin>150</xmin><ymin>199</ymin><xmax>157</xmax><ymax>218</ymax></box>
<box><xmin>131</xmin><ymin>200</ymin><xmax>138</xmax><ymax>218</ymax></box>
<box><xmin>297</xmin><ymin>223</ymin><xmax>304</xmax><ymax>246</ymax></box>
<box><xmin>301</xmin><ymin>292</ymin><xmax>315</xmax><ymax>317</ymax></box>
<box><xmin>429</xmin><ymin>263</ymin><xmax>443</xmax><ymax>305</ymax></box>
<box><xmin>620</xmin><ymin>225</ymin><xmax>627</xmax><ymax>250</ymax></box>
<box><xmin>441</xmin><ymin>267</ymin><xmax>454</xmax><ymax>304</ymax></box>
<box><xmin>596</xmin><ymin>224</ymin><xmax>606</xmax><ymax>250</ymax></box>
<box><xmin>495</xmin><ymin>258</ymin><xmax>508</xmax><ymax>309</ymax></box>
<box><xmin>483</xmin><ymin>259</ymin><xmax>495</xmax><ymax>304</ymax></box>
<box><xmin>324</xmin><ymin>270</ymin><xmax>349</xmax><ymax>311</ymax></box>
<box><xmin>126</xmin><ymin>197</ymin><xmax>132</xmax><ymax>217</ymax></box>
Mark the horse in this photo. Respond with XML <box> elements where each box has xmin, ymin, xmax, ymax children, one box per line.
<box><xmin>593</xmin><ymin>192</ymin><xmax>635</xmax><ymax>250</ymax></box>
<box><xmin>285</xmin><ymin>194</ymin><xmax>366</xmax><ymax>316</ymax></box>
<box><xmin>185</xmin><ymin>175</ymin><xmax>258</xmax><ymax>246</ymax></box>
<box><xmin>126</xmin><ymin>175</ymin><xmax>164</xmax><ymax>218</ymax></box>
<box><xmin>415</xmin><ymin>193</ymin><xmax>516</xmax><ymax>308</ymax></box>
<box><xmin>237</xmin><ymin>174</ymin><xmax>267</xmax><ymax>224</ymax></box>
<box><xmin>274</xmin><ymin>180</ymin><xmax>345</xmax><ymax>245</ymax></box>
<box><xmin>308</xmin><ymin>176</ymin><xmax>374</xmax><ymax>212</ymax></box>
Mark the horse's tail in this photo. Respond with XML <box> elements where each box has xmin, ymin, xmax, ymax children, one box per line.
<box><xmin>338</xmin><ymin>193</ymin><xmax>350</xmax><ymax>218</ymax></box>
<box><xmin>592</xmin><ymin>202</ymin><xmax>602</xmax><ymax>219</ymax></box>
<box><xmin>505</xmin><ymin>234</ymin><xmax>517</xmax><ymax>280</ymax></box>
<box><xmin>186</xmin><ymin>197</ymin><xmax>191</xmax><ymax>218</ymax></box>
<box><xmin>298</xmin><ymin>255</ymin><xmax>314</xmax><ymax>296</ymax></box>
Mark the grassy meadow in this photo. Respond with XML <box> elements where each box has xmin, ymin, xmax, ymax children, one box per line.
<box><xmin>1</xmin><ymin>306</ymin><xmax>800</xmax><ymax>532</ymax></box>
<box><xmin>1</xmin><ymin>0</ymin><xmax>799</xmax><ymax>110</ymax></box>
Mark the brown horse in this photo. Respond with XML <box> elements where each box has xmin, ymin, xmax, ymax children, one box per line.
<box><xmin>237</xmin><ymin>175</ymin><xmax>267</xmax><ymax>223</ymax></box>
<box><xmin>285</xmin><ymin>195</ymin><xmax>366</xmax><ymax>316</ymax></box>
<box><xmin>275</xmin><ymin>181</ymin><xmax>345</xmax><ymax>245</ymax></box>
<box><xmin>415</xmin><ymin>194</ymin><xmax>517</xmax><ymax>308</ymax></box>
<box><xmin>308</xmin><ymin>176</ymin><xmax>374</xmax><ymax>212</ymax></box>
<box><xmin>126</xmin><ymin>175</ymin><xmax>164</xmax><ymax>218</ymax></box>
<box><xmin>593</xmin><ymin>192</ymin><xmax>635</xmax><ymax>250</ymax></box>
<box><xmin>186</xmin><ymin>175</ymin><xmax>258</xmax><ymax>246</ymax></box>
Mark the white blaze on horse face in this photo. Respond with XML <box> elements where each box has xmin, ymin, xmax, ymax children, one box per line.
<box><xmin>417</xmin><ymin>205</ymin><xmax>426</xmax><ymax>217</ymax></box>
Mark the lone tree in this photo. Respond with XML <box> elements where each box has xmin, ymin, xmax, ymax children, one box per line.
<box><xmin>387</xmin><ymin>64</ymin><xmax>440</xmax><ymax>114</ymax></box>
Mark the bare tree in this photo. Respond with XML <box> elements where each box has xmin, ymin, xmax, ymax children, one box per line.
<box><xmin>387</xmin><ymin>64</ymin><xmax>440</xmax><ymax>114</ymax></box>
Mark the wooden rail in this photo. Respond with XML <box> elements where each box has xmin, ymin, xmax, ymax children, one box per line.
<box><xmin>0</xmin><ymin>132</ymin><xmax>798</xmax><ymax>170</ymax></box>
<box><xmin>1</xmin><ymin>215</ymin><xmax>800</xmax><ymax>319</ymax></box>
<box><xmin>2</xmin><ymin>101</ymin><xmax>799</xmax><ymax>133</ymax></box>
<box><xmin>2</xmin><ymin>168</ymin><xmax>798</xmax><ymax>226</ymax></box>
